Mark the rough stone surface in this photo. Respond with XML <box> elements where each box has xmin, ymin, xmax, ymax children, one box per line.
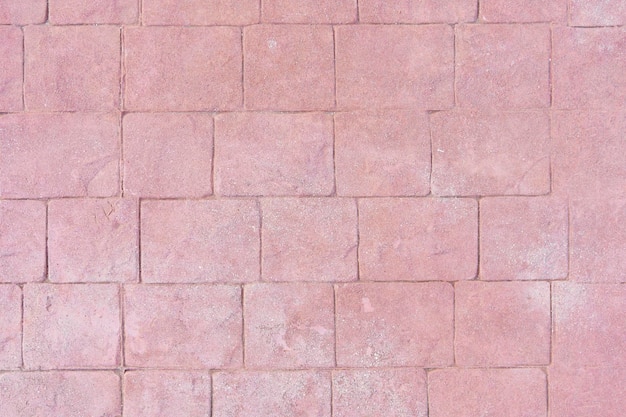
<box><xmin>0</xmin><ymin>285</ymin><xmax>21</xmax><ymax>369</ymax></box>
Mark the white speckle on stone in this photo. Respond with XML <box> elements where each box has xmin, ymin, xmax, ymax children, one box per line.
<box><xmin>267</xmin><ymin>39</ymin><xmax>277</xmax><ymax>49</ymax></box>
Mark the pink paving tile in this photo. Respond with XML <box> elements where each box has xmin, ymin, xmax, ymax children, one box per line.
<box><xmin>0</xmin><ymin>200</ymin><xmax>46</xmax><ymax>283</ymax></box>
<box><xmin>431</xmin><ymin>110</ymin><xmax>550</xmax><ymax>196</ymax></box>
<box><xmin>261</xmin><ymin>0</ymin><xmax>356</xmax><ymax>23</ymax></box>
<box><xmin>550</xmin><ymin>366</ymin><xmax>626</xmax><ymax>417</ymax></box>
<box><xmin>49</xmin><ymin>0</ymin><xmax>138</xmax><ymax>23</ymax></box>
<box><xmin>48</xmin><ymin>198</ymin><xmax>138</xmax><ymax>283</ymax></box>
<box><xmin>0</xmin><ymin>371</ymin><xmax>121</xmax><ymax>417</ymax></box>
<box><xmin>570</xmin><ymin>199</ymin><xmax>626</xmax><ymax>282</ymax></box>
<box><xmin>335</xmin><ymin>25</ymin><xmax>454</xmax><ymax>109</ymax></box>
<box><xmin>212</xmin><ymin>370</ymin><xmax>331</xmax><ymax>417</ymax></box>
<box><xmin>123</xmin><ymin>113</ymin><xmax>213</xmax><ymax>198</ymax></box>
<box><xmin>124</xmin><ymin>371</ymin><xmax>211</xmax><ymax>417</ymax></box>
<box><xmin>0</xmin><ymin>27</ymin><xmax>22</xmax><ymax>112</ymax></box>
<box><xmin>141</xmin><ymin>200</ymin><xmax>259</xmax><ymax>283</ymax></box>
<box><xmin>334</xmin><ymin>110</ymin><xmax>431</xmax><ymax>197</ymax></box>
<box><xmin>456</xmin><ymin>24</ymin><xmax>550</xmax><ymax>109</ymax></box>
<box><xmin>358</xmin><ymin>198</ymin><xmax>477</xmax><ymax>281</ymax></box>
<box><xmin>244</xmin><ymin>25</ymin><xmax>335</xmax><ymax>111</ymax></box>
<box><xmin>455</xmin><ymin>281</ymin><xmax>551</xmax><ymax>366</ymax></box>
<box><xmin>553</xmin><ymin>27</ymin><xmax>626</xmax><ymax>109</ymax></box>
<box><xmin>0</xmin><ymin>113</ymin><xmax>120</xmax><ymax>198</ymax></box>
<box><xmin>0</xmin><ymin>285</ymin><xmax>21</xmax><ymax>369</ymax></box>
<box><xmin>244</xmin><ymin>283</ymin><xmax>335</xmax><ymax>368</ymax></box>
<box><xmin>214</xmin><ymin>112</ymin><xmax>334</xmax><ymax>196</ymax></box>
<box><xmin>24</xmin><ymin>26</ymin><xmax>120</xmax><ymax>111</ymax></box>
<box><xmin>479</xmin><ymin>0</ymin><xmax>566</xmax><ymax>22</ymax></box>
<box><xmin>124</xmin><ymin>27</ymin><xmax>242</xmax><ymax>111</ymax></box>
<box><xmin>261</xmin><ymin>198</ymin><xmax>357</xmax><ymax>282</ymax></box>
<box><xmin>335</xmin><ymin>282</ymin><xmax>454</xmax><ymax>367</ymax></box>
<box><xmin>358</xmin><ymin>0</ymin><xmax>476</xmax><ymax>23</ymax></box>
<box><xmin>23</xmin><ymin>284</ymin><xmax>121</xmax><ymax>369</ymax></box>
<box><xmin>0</xmin><ymin>0</ymin><xmax>46</xmax><ymax>24</ymax></box>
<box><xmin>570</xmin><ymin>0</ymin><xmax>626</xmax><ymax>26</ymax></box>
<box><xmin>553</xmin><ymin>283</ymin><xmax>626</xmax><ymax>367</ymax></box>
<box><xmin>143</xmin><ymin>0</ymin><xmax>259</xmax><ymax>25</ymax></box>
<box><xmin>124</xmin><ymin>284</ymin><xmax>242</xmax><ymax>368</ymax></box>
<box><xmin>332</xmin><ymin>368</ymin><xmax>427</xmax><ymax>417</ymax></box>
<box><xmin>480</xmin><ymin>197</ymin><xmax>568</xmax><ymax>280</ymax></box>
<box><xmin>552</xmin><ymin>110</ymin><xmax>626</xmax><ymax>199</ymax></box>
<box><xmin>428</xmin><ymin>368</ymin><xmax>547</xmax><ymax>417</ymax></box>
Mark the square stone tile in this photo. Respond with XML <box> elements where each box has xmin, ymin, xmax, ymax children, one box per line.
<box><xmin>124</xmin><ymin>371</ymin><xmax>211</xmax><ymax>417</ymax></box>
<box><xmin>141</xmin><ymin>200</ymin><xmax>259</xmax><ymax>283</ymax></box>
<box><xmin>358</xmin><ymin>0</ymin><xmax>476</xmax><ymax>23</ymax></box>
<box><xmin>0</xmin><ymin>0</ymin><xmax>46</xmax><ymax>23</ymax></box>
<box><xmin>455</xmin><ymin>281</ymin><xmax>551</xmax><ymax>366</ymax></box>
<box><xmin>261</xmin><ymin>198</ymin><xmax>357</xmax><ymax>282</ymax></box>
<box><xmin>48</xmin><ymin>198</ymin><xmax>138</xmax><ymax>283</ymax></box>
<box><xmin>124</xmin><ymin>284</ymin><xmax>242</xmax><ymax>368</ymax></box>
<box><xmin>336</xmin><ymin>282</ymin><xmax>454</xmax><ymax>367</ymax></box>
<box><xmin>261</xmin><ymin>0</ymin><xmax>356</xmax><ymax>23</ymax></box>
<box><xmin>0</xmin><ymin>27</ymin><xmax>23</xmax><ymax>111</ymax></box>
<box><xmin>24</xmin><ymin>26</ymin><xmax>120</xmax><ymax>111</ymax></box>
<box><xmin>143</xmin><ymin>0</ymin><xmax>259</xmax><ymax>24</ymax></box>
<box><xmin>123</xmin><ymin>113</ymin><xmax>213</xmax><ymax>198</ymax></box>
<box><xmin>49</xmin><ymin>0</ymin><xmax>138</xmax><ymax>23</ymax></box>
<box><xmin>0</xmin><ymin>200</ymin><xmax>46</xmax><ymax>283</ymax></box>
<box><xmin>244</xmin><ymin>283</ymin><xmax>335</xmax><ymax>368</ymax></box>
<box><xmin>569</xmin><ymin>0</ymin><xmax>626</xmax><ymax>27</ymax></box>
<box><xmin>23</xmin><ymin>284</ymin><xmax>121</xmax><ymax>369</ymax></box>
<box><xmin>479</xmin><ymin>0</ymin><xmax>565</xmax><ymax>22</ymax></box>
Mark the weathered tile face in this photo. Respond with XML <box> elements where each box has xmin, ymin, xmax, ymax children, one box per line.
<box><xmin>479</xmin><ymin>0</ymin><xmax>566</xmax><ymax>22</ymax></box>
<box><xmin>262</xmin><ymin>0</ymin><xmax>356</xmax><ymax>23</ymax></box>
<box><xmin>335</xmin><ymin>25</ymin><xmax>454</xmax><ymax>109</ymax></box>
<box><xmin>24</xmin><ymin>26</ymin><xmax>120</xmax><ymax>111</ymax></box>
<box><xmin>569</xmin><ymin>0</ymin><xmax>626</xmax><ymax>26</ymax></box>
<box><xmin>553</xmin><ymin>283</ymin><xmax>626</xmax><ymax>367</ymax></box>
<box><xmin>332</xmin><ymin>368</ymin><xmax>427</xmax><ymax>417</ymax></box>
<box><xmin>124</xmin><ymin>371</ymin><xmax>212</xmax><ymax>417</ymax></box>
<box><xmin>48</xmin><ymin>199</ymin><xmax>138</xmax><ymax>283</ymax></box>
<box><xmin>429</xmin><ymin>369</ymin><xmax>547</xmax><ymax>417</ymax></box>
<box><xmin>480</xmin><ymin>197</ymin><xmax>568</xmax><ymax>280</ymax></box>
<box><xmin>124</xmin><ymin>27</ymin><xmax>242</xmax><ymax>111</ymax></box>
<box><xmin>213</xmin><ymin>371</ymin><xmax>331</xmax><ymax>417</ymax></box>
<box><xmin>358</xmin><ymin>0</ymin><xmax>476</xmax><ymax>23</ymax></box>
<box><xmin>261</xmin><ymin>198</ymin><xmax>357</xmax><ymax>282</ymax></box>
<box><xmin>0</xmin><ymin>0</ymin><xmax>46</xmax><ymax>23</ymax></box>
<box><xmin>0</xmin><ymin>27</ymin><xmax>23</xmax><ymax>112</ymax></box>
<box><xmin>334</xmin><ymin>110</ymin><xmax>431</xmax><ymax>197</ymax></box>
<box><xmin>431</xmin><ymin>110</ymin><xmax>550</xmax><ymax>196</ymax></box>
<box><xmin>0</xmin><ymin>372</ymin><xmax>121</xmax><ymax>417</ymax></box>
<box><xmin>214</xmin><ymin>112</ymin><xmax>334</xmax><ymax>196</ymax></box>
<box><xmin>123</xmin><ymin>113</ymin><xmax>213</xmax><ymax>198</ymax></box>
<box><xmin>49</xmin><ymin>0</ymin><xmax>138</xmax><ymax>23</ymax></box>
<box><xmin>0</xmin><ymin>285</ymin><xmax>21</xmax><ymax>369</ymax></box>
<box><xmin>335</xmin><ymin>282</ymin><xmax>454</xmax><ymax>367</ymax></box>
<box><xmin>552</xmin><ymin>110</ymin><xmax>626</xmax><ymax>199</ymax></box>
<box><xmin>553</xmin><ymin>28</ymin><xmax>626</xmax><ymax>109</ymax></box>
<box><xmin>0</xmin><ymin>113</ymin><xmax>120</xmax><ymax>198</ymax></box>
<box><xmin>143</xmin><ymin>0</ymin><xmax>259</xmax><ymax>25</ymax></box>
<box><xmin>570</xmin><ymin>199</ymin><xmax>626</xmax><ymax>282</ymax></box>
<box><xmin>124</xmin><ymin>284</ymin><xmax>242</xmax><ymax>368</ymax></box>
<box><xmin>550</xmin><ymin>366</ymin><xmax>626</xmax><ymax>417</ymax></box>
<box><xmin>141</xmin><ymin>200</ymin><xmax>259</xmax><ymax>283</ymax></box>
<box><xmin>455</xmin><ymin>281</ymin><xmax>551</xmax><ymax>366</ymax></box>
<box><xmin>0</xmin><ymin>200</ymin><xmax>46</xmax><ymax>283</ymax></box>
<box><xmin>244</xmin><ymin>25</ymin><xmax>335</xmax><ymax>111</ymax></box>
<box><xmin>23</xmin><ymin>284</ymin><xmax>121</xmax><ymax>369</ymax></box>
<box><xmin>358</xmin><ymin>198</ymin><xmax>477</xmax><ymax>281</ymax></box>
<box><xmin>244</xmin><ymin>283</ymin><xmax>335</xmax><ymax>368</ymax></box>
<box><xmin>456</xmin><ymin>24</ymin><xmax>550</xmax><ymax>109</ymax></box>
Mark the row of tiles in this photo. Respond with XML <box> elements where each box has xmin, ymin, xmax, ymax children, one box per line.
<box><xmin>3</xmin><ymin>0</ymin><xmax>623</xmax><ymax>25</ymax></box>
<box><xmin>2</xmin><ymin>367</ymin><xmax>621</xmax><ymax>417</ymax></box>
<box><xmin>1</xmin><ymin>281</ymin><xmax>624</xmax><ymax>370</ymax></box>
<box><xmin>1</xmin><ymin>24</ymin><xmax>625</xmax><ymax>112</ymax></box>
<box><xmin>2</xmin><ymin>110</ymin><xmax>624</xmax><ymax>199</ymax></box>
<box><xmin>3</xmin><ymin>196</ymin><xmax>626</xmax><ymax>284</ymax></box>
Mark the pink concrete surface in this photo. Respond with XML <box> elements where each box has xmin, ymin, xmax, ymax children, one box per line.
<box><xmin>1</xmin><ymin>1</ymin><xmax>625</xmax><ymax>415</ymax></box>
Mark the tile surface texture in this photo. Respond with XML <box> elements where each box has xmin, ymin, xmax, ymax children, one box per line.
<box><xmin>0</xmin><ymin>2</ymin><xmax>624</xmax><ymax>415</ymax></box>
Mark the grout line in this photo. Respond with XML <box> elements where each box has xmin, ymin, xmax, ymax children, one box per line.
<box><xmin>119</xmin><ymin>283</ymin><xmax>126</xmax><ymax>416</ymax></box>
<box><xmin>119</xmin><ymin>112</ymin><xmax>125</xmax><ymax>198</ymax></box>
<box><xmin>453</xmin><ymin>24</ymin><xmax>458</xmax><ymax>106</ymax></box>
<box><xmin>43</xmin><ymin>201</ymin><xmax>49</xmax><ymax>283</ymax></box>
<box><xmin>549</xmin><ymin>26</ymin><xmax>554</xmax><ymax>108</ymax></box>
<box><xmin>20</xmin><ymin>26</ymin><xmax>25</xmax><ymax>111</ymax></box>
<box><xmin>475</xmin><ymin>197</ymin><xmax>481</xmax><ymax>280</ymax></box>
<box><xmin>210</xmin><ymin>114</ymin><xmax>217</xmax><ymax>196</ymax></box>
<box><xmin>452</xmin><ymin>281</ymin><xmax>457</xmax><ymax>366</ymax></box>
<box><xmin>565</xmin><ymin>199</ymin><xmax>570</xmax><ymax>280</ymax></box>
<box><xmin>137</xmin><ymin>199</ymin><xmax>142</xmax><ymax>283</ymax></box>
<box><xmin>331</xmin><ymin>114</ymin><xmax>338</xmax><ymax>196</ymax></box>
<box><xmin>19</xmin><ymin>284</ymin><xmax>24</xmax><ymax>370</ymax></box>
<box><xmin>545</xmin><ymin>364</ymin><xmax>550</xmax><ymax>417</ymax></box>
<box><xmin>45</xmin><ymin>0</ymin><xmax>49</xmax><ymax>23</ymax></box>
<box><xmin>332</xmin><ymin>284</ymin><xmax>339</xmax><ymax>367</ymax></box>
<box><xmin>355</xmin><ymin>0</ymin><xmax>360</xmax><ymax>23</ymax></box>
<box><xmin>355</xmin><ymin>199</ymin><xmax>361</xmax><ymax>281</ymax></box>
<box><xmin>241</xmin><ymin>285</ymin><xmax>246</xmax><ymax>368</ymax></box>
<box><xmin>332</xmin><ymin>26</ymin><xmax>338</xmax><ymax>110</ymax></box>
<box><xmin>257</xmin><ymin>199</ymin><xmax>263</xmax><ymax>281</ymax></box>
<box><xmin>329</xmin><ymin>370</ymin><xmax>335</xmax><ymax>416</ymax></box>
<box><xmin>427</xmin><ymin>112</ymin><xmax>434</xmax><ymax>195</ymax></box>
<box><xmin>240</xmin><ymin>27</ymin><xmax>245</xmax><ymax>109</ymax></box>
<box><xmin>476</xmin><ymin>0</ymin><xmax>481</xmax><ymax>22</ymax></box>
<box><xmin>549</xmin><ymin>281</ymin><xmax>553</xmax><ymax>367</ymax></box>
